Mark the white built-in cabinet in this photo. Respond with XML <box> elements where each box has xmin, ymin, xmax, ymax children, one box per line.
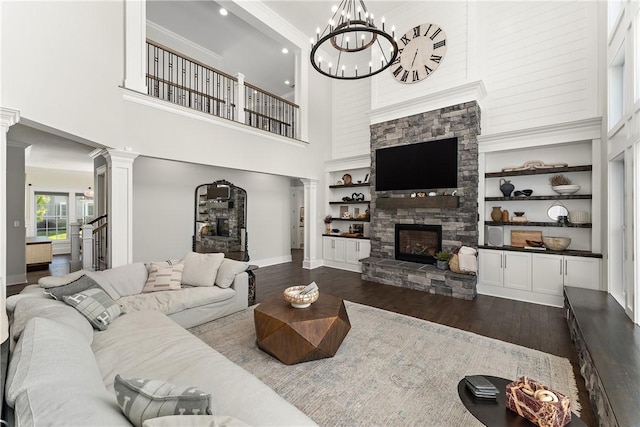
<box><xmin>478</xmin><ymin>249</ymin><xmax>532</xmax><ymax>291</ymax></box>
<box><xmin>323</xmin><ymin>236</ymin><xmax>371</xmax><ymax>273</ymax></box>
<box><xmin>478</xmin><ymin>248</ymin><xmax>602</xmax><ymax>306</ymax></box>
<box><xmin>532</xmin><ymin>253</ymin><xmax>601</xmax><ymax>293</ymax></box>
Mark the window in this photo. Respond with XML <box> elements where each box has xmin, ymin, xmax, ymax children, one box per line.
<box><xmin>35</xmin><ymin>192</ymin><xmax>69</xmax><ymax>240</ymax></box>
<box><xmin>75</xmin><ymin>193</ymin><xmax>94</xmax><ymax>225</ymax></box>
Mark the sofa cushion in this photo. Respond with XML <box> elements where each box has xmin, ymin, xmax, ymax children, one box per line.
<box><xmin>87</xmin><ymin>262</ymin><xmax>149</xmax><ymax>299</ymax></box>
<box><xmin>92</xmin><ymin>311</ymin><xmax>317</xmax><ymax>426</ymax></box>
<box><xmin>114</xmin><ymin>375</ymin><xmax>212</xmax><ymax>427</ymax></box>
<box><xmin>215</xmin><ymin>259</ymin><xmax>248</xmax><ymax>289</ymax></box>
<box><xmin>44</xmin><ymin>274</ymin><xmax>100</xmax><ymax>300</ymax></box>
<box><xmin>182</xmin><ymin>252</ymin><xmax>224</xmax><ymax>287</ymax></box>
<box><xmin>143</xmin><ymin>263</ymin><xmax>184</xmax><ymax>293</ymax></box>
<box><xmin>38</xmin><ymin>269</ymin><xmax>88</xmax><ymax>288</ymax></box>
<box><xmin>63</xmin><ymin>288</ymin><xmax>122</xmax><ymax>331</ymax></box>
<box><xmin>6</xmin><ymin>317</ymin><xmax>129</xmax><ymax>426</ymax></box>
<box><xmin>6</xmin><ymin>284</ymin><xmax>49</xmax><ymax>312</ymax></box>
<box><xmin>118</xmin><ymin>286</ymin><xmax>235</xmax><ymax>316</ymax></box>
<box><xmin>143</xmin><ymin>415</ymin><xmax>249</xmax><ymax>427</ymax></box>
<box><xmin>12</xmin><ymin>297</ymin><xmax>94</xmax><ymax>343</ymax></box>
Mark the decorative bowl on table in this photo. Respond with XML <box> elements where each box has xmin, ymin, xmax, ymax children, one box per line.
<box><xmin>542</xmin><ymin>236</ymin><xmax>571</xmax><ymax>251</ymax></box>
<box><xmin>551</xmin><ymin>185</ymin><xmax>580</xmax><ymax>195</ymax></box>
<box><xmin>283</xmin><ymin>286</ymin><xmax>319</xmax><ymax>309</ymax></box>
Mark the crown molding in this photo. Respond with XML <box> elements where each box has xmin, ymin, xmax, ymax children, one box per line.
<box><xmin>325</xmin><ymin>154</ymin><xmax>371</xmax><ymax>172</ymax></box>
<box><xmin>0</xmin><ymin>107</ymin><xmax>20</xmax><ymax>128</ymax></box>
<box><xmin>369</xmin><ymin>80</ymin><xmax>487</xmax><ymax>125</ymax></box>
<box><xmin>478</xmin><ymin>117</ymin><xmax>603</xmax><ymax>153</ymax></box>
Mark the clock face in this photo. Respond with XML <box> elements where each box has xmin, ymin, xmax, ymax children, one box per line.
<box><xmin>391</xmin><ymin>23</ymin><xmax>447</xmax><ymax>83</ymax></box>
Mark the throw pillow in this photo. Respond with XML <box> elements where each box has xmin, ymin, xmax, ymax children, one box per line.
<box><xmin>38</xmin><ymin>269</ymin><xmax>87</xmax><ymax>288</ymax></box>
<box><xmin>214</xmin><ymin>259</ymin><xmax>248</xmax><ymax>288</ymax></box>
<box><xmin>142</xmin><ymin>415</ymin><xmax>249</xmax><ymax>427</ymax></box>
<box><xmin>62</xmin><ymin>288</ymin><xmax>122</xmax><ymax>331</ymax></box>
<box><xmin>44</xmin><ymin>274</ymin><xmax>100</xmax><ymax>301</ymax></box>
<box><xmin>181</xmin><ymin>252</ymin><xmax>224</xmax><ymax>287</ymax></box>
<box><xmin>114</xmin><ymin>375</ymin><xmax>212</xmax><ymax>427</ymax></box>
<box><xmin>142</xmin><ymin>263</ymin><xmax>184</xmax><ymax>293</ymax></box>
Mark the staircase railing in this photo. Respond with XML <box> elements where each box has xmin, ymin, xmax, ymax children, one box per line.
<box><xmin>146</xmin><ymin>40</ymin><xmax>299</xmax><ymax>140</ymax></box>
<box><xmin>84</xmin><ymin>214</ymin><xmax>108</xmax><ymax>271</ymax></box>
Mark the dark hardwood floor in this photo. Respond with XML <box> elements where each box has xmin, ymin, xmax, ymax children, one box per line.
<box><xmin>13</xmin><ymin>250</ymin><xmax>596</xmax><ymax>425</ymax></box>
<box><xmin>255</xmin><ymin>250</ymin><xmax>596</xmax><ymax>426</ymax></box>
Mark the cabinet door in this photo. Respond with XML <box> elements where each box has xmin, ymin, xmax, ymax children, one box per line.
<box><xmin>532</xmin><ymin>254</ymin><xmax>564</xmax><ymax>295</ymax></box>
<box><xmin>503</xmin><ymin>252</ymin><xmax>532</xmax><ymax>291</ymax></box>
<box><xmin>564</xmin><ymin>256</ymin><xmax>601</xmax><ymax>290</ymax></box>
<box><xmin>359</xmin><ymin>240</ymin><xmax>371</xmax><ymax>259</ymax></box>
<box><xmin>334</xmin><ymin>238</ymin><xmax>347</xmax><ymax>262</ymax></box>
<box><xmin>478</xmin><ymin>249</ymin><xmax>504</xmax><ymax>287</ymax></box>
<box><xmin>346</xmin><ymin>240</ymin><xmax>360</xmax><ymax>264</ymax></box>
<box><xmin>322</xmin><ymin>237</ymin><xmax>335</xmax><ymax>261</ymax></box>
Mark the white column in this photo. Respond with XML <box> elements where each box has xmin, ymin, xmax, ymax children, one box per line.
<box><xmin>82</xmin><ymin>224</ymin><xmax>94</xmax><ymax>270</ymax></box>
<box><xmin>103</xmin><ymin>148</ymin><xmax>139</xmax><ymax>268</ymax></box>
<box><xmin>69</xmin><ymin>223</ymin><xmax>81</xmax><ymax>271</ymax></box>
<box><xmin>0</xmin><ymin>107</ymin><xmax>20</xmax><ymax>343</ymax></box>
<box><xmin>301</xmin><ymin>179</ymin><xmax>322</xmax><ymax>269</ymax></box>
<box><xmin>235</xmin><ymin>73</ymin><xmax>245</xmax><ymax>124</ymax></box>
<box><xmin>124</xmin><ymin>0</ymin><xmax>148</xmax><ymax>93</ymax></box>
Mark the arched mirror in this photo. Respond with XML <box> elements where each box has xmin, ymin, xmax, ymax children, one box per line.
<box><xmin>193</xmin><ymin>180</ymin><xmax>248</xmax><ymax>261</ymax></box>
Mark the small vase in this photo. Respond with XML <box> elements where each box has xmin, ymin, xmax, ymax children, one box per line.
<box><xmin>326</xmin><ymin>224</ymin><xmax>331</xmax><ymax>234</ymax></box>
<box><xmin>499</xmin><ymin>178</ymin><xmax>515</xmax><ymax>197</ymax></box>
<box><xmin>491</xmin><ymin>207</ymin><xmax>502</xmax><ymax>222</ymax></box>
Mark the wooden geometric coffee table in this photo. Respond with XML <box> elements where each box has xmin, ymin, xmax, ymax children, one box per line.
<box><xmin>254</xmin><ymin>293</ymin><xmax>351</xmax><ymax>365</ymax></box>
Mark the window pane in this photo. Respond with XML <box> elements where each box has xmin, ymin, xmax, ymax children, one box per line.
<box><xmin>35</xmin><ymin>192</ymin><xmax>69</xmax><ymax>240</ymax></box>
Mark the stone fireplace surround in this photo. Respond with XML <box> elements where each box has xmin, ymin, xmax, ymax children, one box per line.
<box><xmin>361</xmin><ymin>101</ymin><xmax>480</xmax><ymax>300</ymax></box>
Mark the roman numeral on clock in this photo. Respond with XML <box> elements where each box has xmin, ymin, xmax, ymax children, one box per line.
<box><xmin>412</xmin><ymin>70</ymin><xmax>420</xmax><ymax>82</ymax></box>
<box><xmin>400</xmin><ymin>35</ymin><xmax>411</xmax><ymax>46</ymax></box>
<box><xmin>400</xmin><ymin>70</ymin><xmax>409</xmax><ymax>82</ymax></box>
<box><xmin>424</xmin><ymin>65</ymin><xmax>433</xmax><ymax>75</ymax></box>
<box><xmin>433</xmin><ymin>40</ymin><xmax>446</xmax><ymax>50</ymax></box>
<box><xmin>429</xmin><ymin>27</ymin><xmax>442</xmax><ymax>40</ymax></box>
<box><xmin>393</xmin><ymin>66</ymin><xmax>404</xmax><ymax>78</ymax></box>
<box><xmin>413</xmin><ymin>26</ymin><xmax>421</xmax><ymax>38</ymax></box>
<box><xmin>430</xmin><ymin>54</ymin><xmax>442</xmax><ymax>63</ymax></box>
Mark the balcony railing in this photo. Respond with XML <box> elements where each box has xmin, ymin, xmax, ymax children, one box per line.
<box><xmin>146</xmin><ymin>40</ymin><xmax>299</xmax><ymax>139</ymax></box>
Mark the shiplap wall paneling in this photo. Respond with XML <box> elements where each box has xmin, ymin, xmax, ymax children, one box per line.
<box><xmin>332</xmin><ymin>79</ymin><xmax>371</xmax><ymax>159</ymax></box>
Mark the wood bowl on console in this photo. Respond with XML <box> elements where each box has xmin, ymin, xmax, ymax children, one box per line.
<box><xmin>542</xmin><ymin>236</ymin><xmax>571</xmax><ymax>251</ymax></box>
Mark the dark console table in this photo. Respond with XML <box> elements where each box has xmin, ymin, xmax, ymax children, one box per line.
<box><xmin>457</xmin><ymin>375</ymin><xmax>586</xmax><ymax>426</ymax></box>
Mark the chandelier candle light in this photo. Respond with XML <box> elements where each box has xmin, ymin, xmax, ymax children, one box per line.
<box><xmin>310</xmin><ymin>0</ymin><xmax>398</xmax><ymax>80</ymax></box>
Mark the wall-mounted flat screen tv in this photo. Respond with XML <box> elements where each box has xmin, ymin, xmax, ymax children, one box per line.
<box><xmin>375</xmin><ymin>138</ymin><xmax>458</xmax><ymax>191</ymax></box>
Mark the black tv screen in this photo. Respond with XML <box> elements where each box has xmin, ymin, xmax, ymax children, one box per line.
<box><xmin>375</xmin><ymin>138</ymin><xmax>458</xmax><ymax>191</ymax></box>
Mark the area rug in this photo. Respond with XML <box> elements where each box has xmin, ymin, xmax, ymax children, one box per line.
<box><xmin>189</xmin><ymin>302</ymin><xmax>580</xmax><ymax>426</ymax></box>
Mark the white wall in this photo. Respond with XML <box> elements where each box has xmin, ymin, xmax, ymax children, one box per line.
<box><xmin>132</xmin><ymin>156</ymin><xmax>293</xmax><ymax>267</ymax></box>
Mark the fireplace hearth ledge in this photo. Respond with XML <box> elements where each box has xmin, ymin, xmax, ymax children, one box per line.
<box><xmin>360</xmin><ymin>257</ymin><xmax>477</xmax><ymax>300</ymax></box>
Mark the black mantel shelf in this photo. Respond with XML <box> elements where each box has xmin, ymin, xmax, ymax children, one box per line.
<box><xmin>376</xmin><ymin>195</ymin><xmax>460</xmax><ymax>209</ymax></box>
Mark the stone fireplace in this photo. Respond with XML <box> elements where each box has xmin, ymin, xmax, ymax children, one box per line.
<box><xmin>395</xmin><ymin>224</ymin><xmax>442</xmax><ymax>264</ymax></box>
<box><xmin>361</xmin><ymin>101</ymin><xmax>480</xmax><ymax>300</ymax></box>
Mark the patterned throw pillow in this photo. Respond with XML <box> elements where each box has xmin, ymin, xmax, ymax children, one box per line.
<box><xmin>142</xmin><ymin>263</ymin><xmax>184</xmax><ymax>293</ymax></box>
<box><xmin>62</xmin><ymin>287</ymin><xmax>122</xmax><ymax>331</ymax></box>
<box><xmin>45</xmin><ymin>274</ymin><xmax>100</xmax><ymax>300</ymax></box>
<box><xmin>114</xmin><ymin>375</ymin><xmax>212</xmax><ymax>427</ymax></box>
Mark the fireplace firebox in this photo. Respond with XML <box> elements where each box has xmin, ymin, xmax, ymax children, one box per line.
<box><xmin>395</xmin><ymin>224</ymin><xmax>442</xmax><ymax>265</ymax></box>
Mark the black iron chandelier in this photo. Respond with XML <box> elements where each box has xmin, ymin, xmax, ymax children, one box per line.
<box><xmin>310</xmin><ymin>0</ymin><xmax>398</xmax><ymax>80</ymax></box>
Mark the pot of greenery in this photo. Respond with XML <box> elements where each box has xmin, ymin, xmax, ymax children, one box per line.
<box><xmin>435</xmin><ymin>251</ymin><xmax>452</xmax><ymax>270</ymax></box>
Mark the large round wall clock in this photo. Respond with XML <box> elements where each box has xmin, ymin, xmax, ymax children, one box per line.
<box><xmin>391</xmin><ymin>23</ymin><xmax>447</xmax><ymax>84</ymax></box>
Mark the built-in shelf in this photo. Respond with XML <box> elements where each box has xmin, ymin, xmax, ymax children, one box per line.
<box><xmin>485</xmin><ymin>195</ymin><xmax>592</xmax><ymax>201</ymax></box>
<box><xmin>329</xmin><ymin>217</ymin><xmax>370</xmax><ymax>222</ymax></box>
<box><xmin>485</xmin><ymin>165</ymin><xmax>592</xmax><ymax>178</ymax></box>
<box><xmin>329</xmin><ymin>201</ymin><xmax>370</xmax><ymax>205</ymax></box>
<box><xmin>329</xmin><ymin>183</ymin><xmax>371</xmax><ymax>189</ymax></box>
<box><xmin>376</xmin><ymin>195</ymin><xmax>459</xmax><ymax>209</ymax></box>
<box><xmin>485</xmin><ymin>221</ymin><xmax>592</xmax><ymax>228</ymax></box>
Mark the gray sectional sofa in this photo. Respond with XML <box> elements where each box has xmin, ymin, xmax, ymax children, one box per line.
<box><xmin>3</xmin><ymin>253</ymin><xmax>317</xmax><ymax>426</ymax></box>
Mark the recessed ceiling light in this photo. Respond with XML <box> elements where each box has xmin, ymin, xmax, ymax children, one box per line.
<box><xmin>219</xmin><ymin>8</ymin><xmax>228</xmax><ymax>16</ymax></box>
<box><xmin>284</xmin><ymin>80</ymin><xmax>290</xmax><ymax>85</ymax></box>
<box><xmin>282</xmin><ymin>48</ymin><xmax>289</xmax><ymax>54</ymax></box>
